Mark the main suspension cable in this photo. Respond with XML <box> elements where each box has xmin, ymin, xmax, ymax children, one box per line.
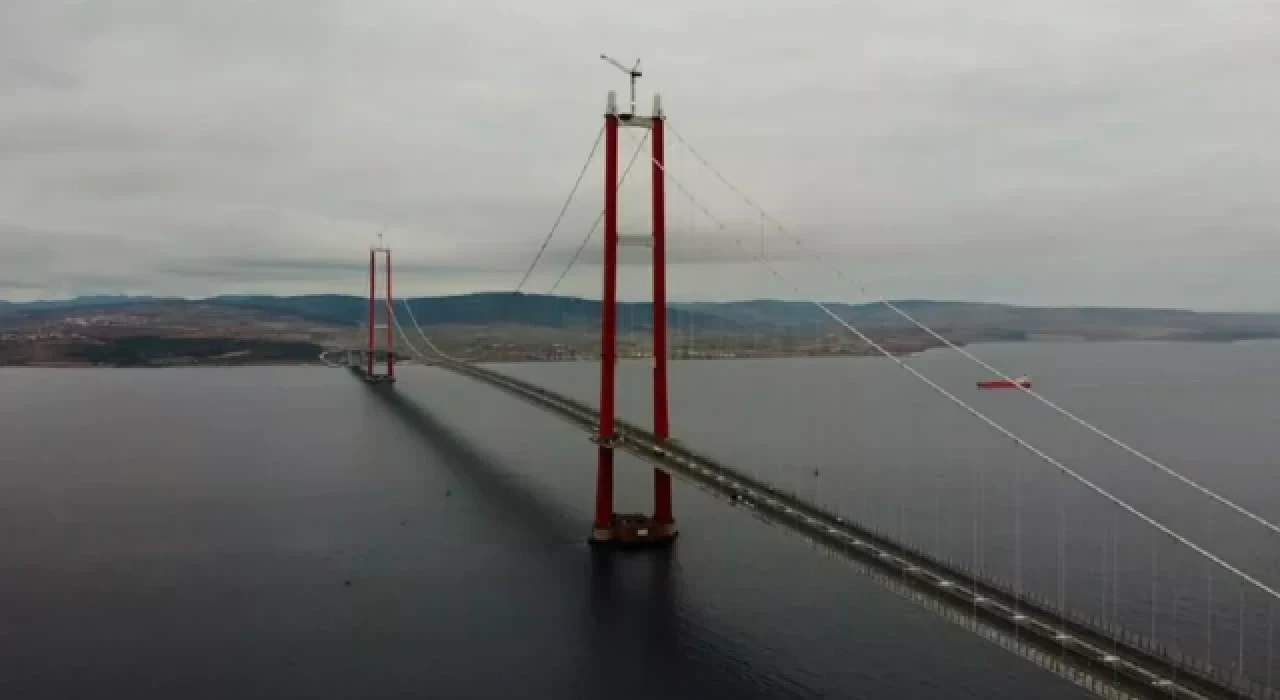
<box><xmin>645</xmin><ymin>142</ymin><xmax>1280</xmax><ymax>604</ymax></box>
<box><xmin>514</xmin><ymin>125</ymin><xmax>605</xmax><ymax>293</ymax></box>
<box><xmin>546</xmin><ymin>129</ymin><xmax>650</xmax><ymax>295</ymax></box>
<box><xmin>398</xmin><ymin>298</ymin><xmax>476</xmax><ymax>362</ymax></box>
<box><xmin>666</xmin><ymin>123</ymin><xmax>1280</xmax><ymax>540</ymax></box>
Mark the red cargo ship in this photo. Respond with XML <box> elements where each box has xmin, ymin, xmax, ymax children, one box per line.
<box><xmin>977</xmin><ymin>375</ymin><xmax>1031</xmax><ymax>390</ymax></box>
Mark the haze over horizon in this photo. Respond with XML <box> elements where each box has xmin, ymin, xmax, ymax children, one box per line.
<box><xmin>3</xmin><ymin>1</ymin><xmax>1278</xmax><ymax>311</ymax></box>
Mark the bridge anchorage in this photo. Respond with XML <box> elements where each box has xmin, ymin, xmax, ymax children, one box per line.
<box><xmin>356</xmin><ymin>243</ymin><xmax>396</xmax><ymax>384</ymax></box>
<box><xmin>589</xmin><ymin>78</ymin><xmax>677</xmax><ymax>549</ymax></box>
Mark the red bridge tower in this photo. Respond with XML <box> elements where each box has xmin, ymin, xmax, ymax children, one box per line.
<box><xmin>363</xmin><ymin>243</ymin><xmax>395</xmax><ymax>384</ymax></box>
<box><xmin>590</xmin><ymin>74</ymin><xmax>677</xmax><ymax>548</ymax></box>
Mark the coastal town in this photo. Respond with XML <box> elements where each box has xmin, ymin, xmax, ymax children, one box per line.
<box><xmin>4</xmin><ymin>294</ymin><xmax>1279</xmax><ymax>368</ymax></box>
<box><xmin>0</xmin><ymin>300</ymin><xmax>942</xmax><ymax>367</ymax></box>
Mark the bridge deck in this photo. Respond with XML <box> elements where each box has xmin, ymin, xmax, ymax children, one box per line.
<box><xmin>357</xmin><ymin>357</ymin><xmax>1270</xmax><ymax>700</ymax></box>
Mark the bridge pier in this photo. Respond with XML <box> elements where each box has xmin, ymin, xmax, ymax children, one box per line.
<box><xmin>587</xmin><ymin>88</ymin><xmax>677</xmax><ymax>549</ymax></box>
<box><xmin>653</xmin><ymin>469</ymin><xmax>674</xmax><ymax>534</ymax></box>
<box><xmin>591</xmin><ymin>444</ymin><xmax>615</xmax><ymax>542</ymax></box>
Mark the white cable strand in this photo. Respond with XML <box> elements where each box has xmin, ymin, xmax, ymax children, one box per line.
<box><xmin>399</xmin><ymin>298</ymin><xmax>468</xmax><ymax>362</ymax></box>
<box><xmin>391</xmin><ymin>309</ymin><xmax>446</xmax><ymax>366</ymax></box>
<box><xmin>780</xmin><ymin>258</ymin><xmax>1280</xmax><ymax>604</ymax></box>
<box><xmin>882</xmin><ymin>298</ymin><xmax>1280</xmax><ymax>539</ymax></box>
<box><xmin>645</xmin><ymin>145</ymin><xmax>1280</xmax><ymax>605</ymax></box>
<box><xmin>667</xmin><ymin>123</ymin><xmax>1280</xmax><ymax>541</ymax></box>
<box><xmin>515</xmin><ymin>125</ymin><xmax>605</xmax><ymax>293</ymax></box>
<box><xmin>546</xmin><ymin>130</ymin><xmax>651</xmax><ymax>295</ymax></box>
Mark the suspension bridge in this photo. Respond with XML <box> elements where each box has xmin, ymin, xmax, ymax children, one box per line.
<box><xmin>335</xmin><ymin>76</ymin><xmax>1278</xmax><ymax>700</ymax></box>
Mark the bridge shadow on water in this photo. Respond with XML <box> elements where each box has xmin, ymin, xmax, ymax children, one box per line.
<box><xmin>361</xmin><ymin>382</ymin><xmax>822</xmax><ymax>699</ymax></box>
<box><xmin>362</xmin><ymin>382</ymin><xmax>580</xmax><ymax>546</ymax></box>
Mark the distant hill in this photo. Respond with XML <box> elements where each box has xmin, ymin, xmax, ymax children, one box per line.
<box><xmin>0</xmin><ymin>295</ymin><xmax>168</xmax><ymax>313</ymax></box>
<box><xmin>675</xmin><ymin>299</ymin><xmax>1280</xmax><ymax>334</ymax></box>
<box><xmin>0</xmin><ymin>295</ymin><xmax>182</xmax><ymax>320</ymax></box>
<box><xmin>203</xmin><ymin>292</ymin><xmax>758</xmax><ymax>332</ymax></box>
<box><xmin>4</xmin><ymin>293</ymin><xmax>1280</xmax><ymax>342</ymax></box>
<box><xmin>189</xmin><ymin>294</ymin><xmax>1280</xmax><ymax>343</ymax></box>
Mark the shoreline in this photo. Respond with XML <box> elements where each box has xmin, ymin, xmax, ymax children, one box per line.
<box><xmin>6</xmin><ymin>336</ymin><xmax>1279</xmax><ymax>369</ymax></box>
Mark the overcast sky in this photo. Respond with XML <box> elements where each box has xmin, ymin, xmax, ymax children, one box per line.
<box><xmin>2</xmin><ymin>0</ymin><xmax>1278</xmax><ymax>309</ymax></box>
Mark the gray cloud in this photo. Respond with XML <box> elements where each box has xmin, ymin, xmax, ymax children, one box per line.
<box><xmin>1</xmin><ymin>0</ymin><xmax>1279</xmax><ymax>309</ymax></box>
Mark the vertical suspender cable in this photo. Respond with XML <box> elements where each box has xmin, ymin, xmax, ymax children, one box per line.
<box><xmin>1152</xmin><ymin>527</ymin><xmax>1159</xmax><ymax>649</ymax></box>
<box><xmin>1058</xmin><ymin>465</ymin><xmax>1066</xmax><ymax>659</ymax></box>
<box><xmin>1237</xmin><ymin>581</ymin><xmax>1245</xmax><ymax>689</ymax></box>
<box><xmin>1112</xmin><ymin>508</ymin><xmax>1120</xmax><ymax>688</ymax></box>
<box><xmin>1267</xmin><ymin>600</ymin><xmax>1274</xmax><ymax>696</ymax></box>
<box><xmin>1209</xmin><ymin>510</ymin><xmax>1215</xmax><ymax>668</ymax></box>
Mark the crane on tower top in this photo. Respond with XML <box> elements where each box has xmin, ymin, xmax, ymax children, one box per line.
<box><xmin>599</xmin><ymin>53</ymin><xmax>642</xmax><ymax>116</ymax></box>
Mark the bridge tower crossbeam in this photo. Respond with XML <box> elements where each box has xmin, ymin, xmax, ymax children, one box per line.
<box><xmin>589</xmin><ymin>87</ymin><xmax>677</xmax><ymax>547</ymax></box>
